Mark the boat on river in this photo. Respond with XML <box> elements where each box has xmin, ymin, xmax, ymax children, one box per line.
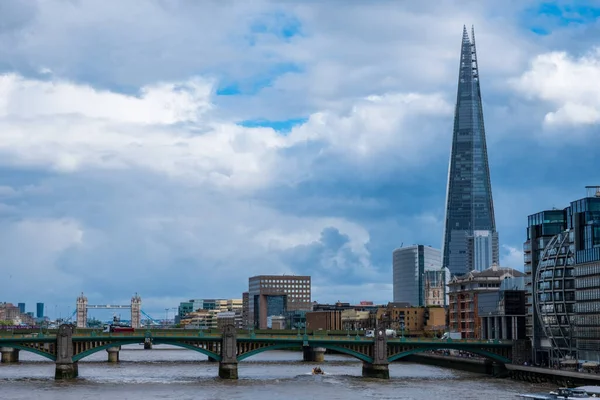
<box><xmin>517</xmin><ymin>386</ymin><xmax>600</xmax><ymax>399</ymax></box>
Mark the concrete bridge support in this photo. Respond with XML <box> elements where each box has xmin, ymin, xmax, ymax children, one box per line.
<box><xmin>144</xmin><ymin>338</ymin><xmax>152</xmax><ymax>350</ymax></box>
<box><xmin>362</xmin><ymin>328</ymin><xmax>389</xmax><ymax>379</ymax></box>
<box><xmin>106</xmin><ymin>346</ymin><xmax>121</xmax><ymax>363</ymax></box>
<box><xmin>302</xmin><ymin>346</ymin><xmax>326</xmax><ymax>362</ymax></box>
<box><xmin>219</xmin><ymin>324</ymin><xmax>238</xmax><ymax>379</ymax></box>
<box><xmin>0</xmin><ymin>347</ymin><xmax>19</xmax><ymax>363</ymax></box>
<box><xmin>55</xmin><ymin>324</ymin><xmax>78</xmax><ymax>380</ymax></box>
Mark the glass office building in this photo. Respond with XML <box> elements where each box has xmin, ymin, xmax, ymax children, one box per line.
<box><xmin>393</xmin><ymin>245</ymin><xmax>443</xmax><ymax>306</ymax></box>
<box><xmin>572</xmin><ymin>189</ymin><xmax>600</xmax><ymax>361</ymax></box>
<box><xmin>442</xmin><ymin>26</ymin><xmax>498</xmax><ymax>277</ymax></box>
<box><xmin>525</xmin><ymin>187</ymin><xmax>600</xmax><ymax>364</ymax></box>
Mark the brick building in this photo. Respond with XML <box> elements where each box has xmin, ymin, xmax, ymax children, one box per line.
<box><xmin>448</xmin><ymin>264</ymin><xmax>524</xmax><ymax>338</ymax></box>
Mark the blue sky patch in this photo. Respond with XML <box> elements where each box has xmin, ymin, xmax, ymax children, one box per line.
<box><xmin>525</xmin><ymin>1</ymin><xmax>600</xmax><ymax>34</ymax></box>
<box><xmin>249</xmin><ymin>11</ymin><xmax>303</xmax><ymax>40</ymax></box>
<box><xmin>238</xmin><ymin>117</ymin><xmax>308</xmax><ymax>132</ymax></box>
<box><xmin>217</xmin><ymin>62</ymin><xmax>303</xmax><ymax>96</ymax></box>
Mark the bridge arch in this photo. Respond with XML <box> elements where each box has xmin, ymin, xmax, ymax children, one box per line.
<box><xmin>237</xmin><ymin>343</ymin><xmax>373</xmax><ymax>363</ymax></box>
<box><xmin>0</xmin><ymin>344</ymin><xmax>56</xmax><ymax>361</ymax></box>
<box><xmin>72</xmin><ymin>340</ymin><xmax>221</xmax><ymax>362</ymax></box>
<box><xmin>387</xmin><ymin>345</ymin><xmax>511</xmax><ymax>364</ymax></box>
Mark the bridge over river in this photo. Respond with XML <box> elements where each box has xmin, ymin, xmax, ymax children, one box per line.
<box><xmin>0</xmin><ymin>324</ymin><xmax>518</xmax><ymax>380</ymax></box>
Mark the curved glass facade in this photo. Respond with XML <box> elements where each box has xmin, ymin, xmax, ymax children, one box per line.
<box><xmin>535</xmin><ymin>231</ymin><xmax>576</xmax><ymax>364</ymax></box>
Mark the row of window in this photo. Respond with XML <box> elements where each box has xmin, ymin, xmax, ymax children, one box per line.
<box><xmin>575</xmin><ymin>314</ymin><xmax>600</xmax><ymax>326</ymax></box>
<box><xmin>576</xmin><ymin>275</ymin><xmax>600</xmax><ymax>289</ymax></box>
<box><xmin>540</xmin><ymin>315</ymin><xmax>572</xmax><ymax>325</ymax></box>
<box><xmin>575</xmin><ymin>288</ymin><xmax>600</xmax><ymax>302</ymax></box>
<box><xmin>575</xmin><ymin>263</ymin><xmax>600</xmax><ymax>277</ymax></box>
<box><xmin>577</xmin><ymin>339</ymin><xmax>600</xmax><ymax>351</ymax></box>
<box><xmin>540</xmin><ymin>303</ymin><xmax>574</xmax><ymax>313</ymax></box>
<box><xmin>539</xmin><ymin>280</ymin><xmax>575</xmax><ymax>290</ymax></box>
<box><xmin>539</xmin><ymin>292</ymin><xmax>575</xmax><ymax>302</ymax></box>
<box><xmin>539</xmin><ymin>268</ymin><xmax>575</xmax><ymax>279</ymax></box>
<box><xmin>575</xmin><ymin>328</ymin><xmax>600</xmax><ymax>338</ymax></box>
<box><xmin>574</xmin><ymin>301</ymin><xmax>600</xmax><ymax>314</ymax></box>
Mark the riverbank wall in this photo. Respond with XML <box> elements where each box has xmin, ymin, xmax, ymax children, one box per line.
<box><xmin>399</xmin><ymin>353</ymin><xmax>499</xmax><ymax>375</ymax></box>
<box><xmin>505</xmin><ymin>364</ymin><xmax>600</xmax><ymax>387</ymax></box>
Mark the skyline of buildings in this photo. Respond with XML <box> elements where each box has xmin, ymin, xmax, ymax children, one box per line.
<box><xmin>3</xmin><ymin>24</ymin><xmax>600</xmax><ymax>371</ymax></box>
<box><xmin>441</xmin><ymin>26</ymin><xmax>499</xmax><ymax>277</ymax></box>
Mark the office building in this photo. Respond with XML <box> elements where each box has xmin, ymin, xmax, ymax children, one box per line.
<box><xmin>248</xmin><ymin>275</ymin><xmax>311</xmax><ymax>329</ymax></box>
<box><xmin>17</xmin><ymin>303</ymin><xmax>25</xmax><ymax>314</ymax></box>
<box><xmin>377</xmin><ymin>304</ymin><xmax>447</xmax><ymax>337</ymax></box>
<box><xmin>448</xmin><ymin>264</ymin><xmax>524</xmax><ymax>339</ymax></box>
<box><xmin>479</xmin><ymin>276</ymin><xmax>527</xmax><ymax>340</ymax></box>
<box><xmin>441</xmin><ymin>26</ymin><xmax>499</xmax><ymax>276</ymax></box>
<box><xmin>242</xmin><ymin>292</ymin><xmax>249</xmax><ymax>329</ymax></box>
<box><xmin>393</xmin><ymin>245</ymin><xmax>444</xmax><ymax>306</ymax></box>
<box><xmin>524</xmin><ymin>187</ymin><xmax>600</xmax><ymax>365</ymax></box>
<box><xmin>177</xmin><ymin>298</ymin><xmax>243</xmax><ymax>328</ymax></box>
<box><xmin>36</xmin><ymin>303</ymin><xmax>44</xmax><ymax>319</ymax></box>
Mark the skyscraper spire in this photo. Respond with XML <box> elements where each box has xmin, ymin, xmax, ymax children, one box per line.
<box><xmin>442</xmin><ymin>26</ymin><xmax>498</xmax><ymax>276</ymax></box>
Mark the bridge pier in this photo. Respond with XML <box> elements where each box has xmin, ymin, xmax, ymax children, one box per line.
<box><xmin>219</xmin><ymin>324</ymin><xmax>238</xmax><ymax>379</ymax></box>
<box><xmin>106</xmin><ymin>346</ymin><xmax>121</xmax><ymax>363</ymax></box>
<box><xmin>144</xmin><ymin>338</ymin><xmax>153</xmax><ymax>350</ymax></box>
<box><xmin>362</xmin><ymin>328</ymin><xmax>389</xmax><ymax>379</ymax></box>
<box><xmin>362</xmin><ymin>363</ymin><xmax>390</xmax><ymax>379</ymax></box>
<box><xmin>302</xmin><ymin>346</ymin><xmax>325</xmax><ymax>362</ymax></box>
<box><xmin>55</xmin><ymin>324</ymin><xmax>78</xmax><ymax>380</ymax></box>
<box><xmin>0</xmin><ymin>347</ymin><xmax>19</xmax><ymax>363</ymax></box>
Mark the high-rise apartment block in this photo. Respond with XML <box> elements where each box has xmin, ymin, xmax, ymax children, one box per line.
<box><xmin>248</xmin><ymin>275</ymin><xmax>311</xmax><ymax>329</ymax></box>
<box><xmin>442</xmin><ymin>26</ymin><xmax>498</xmax><ymax>277</ymax></box>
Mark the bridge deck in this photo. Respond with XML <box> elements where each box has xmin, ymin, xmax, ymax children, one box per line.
<box><xmin>0</xmin><ymin>331</ymin><xmax>512</xmax><ymax>347</ymax></box>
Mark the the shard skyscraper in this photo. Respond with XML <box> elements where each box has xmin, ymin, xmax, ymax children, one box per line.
<box><xmin>442</xmin><ymin>26</ymin><xmax>498</xmax><ymax>277</ymax></box>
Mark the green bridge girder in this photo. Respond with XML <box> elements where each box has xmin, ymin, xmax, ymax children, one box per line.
<box><xmin>0</xmin><ymin>334</ymin><xmax>513</xmax><ymax>364</ymax></box>
<box><xmin>71</xmin><ymin>338</ymin><xmax>222</xmax><ymax>362</ymax></box>
<box><xmin>0</xmin><ymin>342</ymin><xmax>57</xmax><ymax>361</ymax></box>
<box><xmin>387</xmin><ymin>345</ymin><xmax>512</xmax><ymax>364</ymax></box>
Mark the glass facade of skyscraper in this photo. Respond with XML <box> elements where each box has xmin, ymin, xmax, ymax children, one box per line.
<box><xmin>442</xmin><ymin>26</ymin><xmax>498</xmax><ymax>277</ymax></box>
<box><xmin>524</xmin><ymin>189</ymin><xmax>600</xmax><ymax>365</ymax></box>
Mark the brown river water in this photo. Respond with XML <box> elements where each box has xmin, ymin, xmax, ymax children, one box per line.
<box><xmin>0</xmin><ymin>345</ymin><xmax>555</xmax><ymax>400</ymax></box>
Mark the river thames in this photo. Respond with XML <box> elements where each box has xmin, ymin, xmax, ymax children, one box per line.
<box><xmin>0</xmin><ymin>345</ymin><xmax>553</xmax><ymax>399</ymax></box>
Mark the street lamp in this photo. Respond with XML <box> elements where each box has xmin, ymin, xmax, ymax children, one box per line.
<box><xmin>164</xmin><ymin>308</ymin><xmax>169</xmax><ymax>328</ymax></box>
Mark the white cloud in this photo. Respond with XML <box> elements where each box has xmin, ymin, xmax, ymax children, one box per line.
<box><xmin>0</xmin><ymin>73</ymin><xmax>451</xmax><ymax>188</ymax></box>
<box><xmin>510</xmin><ymin>49</ymin><xmax>600</xmax><ymax>127</ymax></box>
<box><xmin>500</xmin><ymin>244</ymin><xmax>524</xmax><ymax>270</ymax></box>
<box><xmin>0</xmin><ymin>73</ymin><xmax>213</xmax><ymax>124</ymax></box>
<box><xmin>289</xmin><ymin>93</ymin><xmax>452</xmax><ymax>161</ymax></box>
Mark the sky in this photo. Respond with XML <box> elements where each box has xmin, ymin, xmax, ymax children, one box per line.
<box><xmin>1</xmin><ymin>0</ymin><xmax>600</xmax><ymax>320</ymax></box>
